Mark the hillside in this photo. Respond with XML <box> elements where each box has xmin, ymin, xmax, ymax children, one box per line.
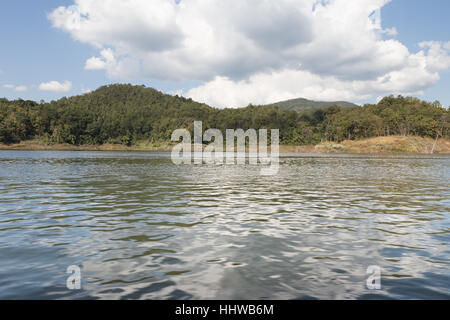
<box><xmin>0</xmin><ymin>84</ymin><xmax>448</xmax><ymax>148</ymax></box>
<box><xmin>0</xmin><ymin>84</ymin><xmax>216</xmax><ymax>145</ymax></box>
<box><xmin>266</xmin><ymin>97</ymin><xmax>358</xmax><ymax>112</ymax></box>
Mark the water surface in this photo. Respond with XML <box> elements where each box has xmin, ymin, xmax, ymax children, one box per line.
<box><xmin>0</xmin><ymin>151</ymin><xmax>449</xmax><ymax>299</ymax></box>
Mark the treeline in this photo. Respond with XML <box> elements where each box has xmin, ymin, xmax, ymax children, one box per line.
<box><xmin>0</xmin><ymin>84</ymin><xmax>448</xmax><ymax>146</ymax></box>
<box><xmin>324</xmin><ymin>96</ymin><xmax>449</xmax><ymax>142</ymax></box>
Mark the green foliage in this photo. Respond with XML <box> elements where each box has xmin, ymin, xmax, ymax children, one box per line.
<box><xmin>0</xmin><ymin>98</ymin><xmax>36</xmax><ymax>143</ymax></box>
<box><xmin>0</xmin><ymin>86</ymin><xmax>448</xmax><ymax>146</ymax></box>
<box><xmin>325</xmin><ymin>95</ymin><xmax>449</xmax><ymax>142</ymax></box>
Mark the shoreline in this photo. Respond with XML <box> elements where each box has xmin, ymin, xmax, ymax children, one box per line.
<box><xmin>1</xmin><ymin>136</ymin><xmax>449</xmax><ymax>154</ymax></box>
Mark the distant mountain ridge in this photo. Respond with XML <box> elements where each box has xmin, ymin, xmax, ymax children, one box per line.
<box><xmin>266</xmin><ymin>97</ymin><xmax>358</xmax><ymax>112</ymax></box>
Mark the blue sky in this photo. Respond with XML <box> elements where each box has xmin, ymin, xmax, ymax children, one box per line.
<box><xmin>0</xmin><ymin>0</ymin><xmax>449</xmax><ymax>107</ymax></box>
<box><xmin>382</xmin><ymin>0</ymin><xmax>450</xmax><ymax>106</ymax></box>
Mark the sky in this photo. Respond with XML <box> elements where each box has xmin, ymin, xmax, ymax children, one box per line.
<box><xmin>0</xmin><ymin>0</ymin><xmax>449</xmax><ymax>108</ymax></box>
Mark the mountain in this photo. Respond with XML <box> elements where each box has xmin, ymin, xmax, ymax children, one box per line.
<box><xmin>266</xmin><ymin>97</ymin><xmax>358</xmax><ymax>112</ymax></box>
<box><xmin>1</xmin><ymin>84</ymin><xmax>447</xmax><ymax>147</ymax></box>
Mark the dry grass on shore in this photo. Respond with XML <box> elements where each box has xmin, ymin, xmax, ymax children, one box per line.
<box><xmin>0</xmin><ymin>140</ymin><xmax>173</xmax><ymax>152</ymax></box>
<box><xmin>0</xmin><ymin>136</ymin><xmax>449</xmax><ymax>154</ymax></box>
<box><xmin>315</xmin><ymin>136</ymin><xmax>450</xmax><ymax>154</ymax></box>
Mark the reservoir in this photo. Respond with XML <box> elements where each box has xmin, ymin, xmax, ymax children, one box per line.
<box><xmin>0</xmin><ymin>151</ymin><xmax>448</xmax><ymax>299</ymax></box>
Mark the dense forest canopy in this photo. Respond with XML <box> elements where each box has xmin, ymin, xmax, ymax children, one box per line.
<box><xmin>0</xmin><ymin>84</ymin><xmax>448</xmax><ymax>146</ymax></box>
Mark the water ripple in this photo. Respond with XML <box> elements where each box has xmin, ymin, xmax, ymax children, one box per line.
<box><xmin>0</xmin><ymin>151</ymin><xmax>448</xmax><ymax>300</ymax></box>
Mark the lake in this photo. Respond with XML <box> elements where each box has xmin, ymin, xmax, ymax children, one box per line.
<box><xmin>0</xmin><ymin>151</ymin><xmax>448</xmax><ymax>299</ymax></box>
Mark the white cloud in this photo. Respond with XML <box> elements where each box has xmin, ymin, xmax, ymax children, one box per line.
<box><xmin>85</xmin><ymin>57</ymin><xmax>106</xmax><ymax>70</ymax></box>
<box><xmin>187</xmin><ymin>62</ymin><xmax>440</xmax><ymax>108</ymax></box>
<box><xmin>49</xmin><ymin>0</ymin><xmax>450</xmax><ymax>107</ymax></box>
<box><xmin>39</xmin><ymin>80</ymin><xmax>72</xmax><ymax>92</ymax></box>
<box><xmin>85</xmin><ymin>48</ymin><xmax>114</xmax><ymax>70</ymax></box>
<box><xmin>382</xmin><ymin>27</ymin><xmax>398</xmax><ymax>36</ymax></box>
<box><xmin>14</xmin><ymin>85</ymin><xmax>28</xmax><ymax>92</ymax></box>
<box><xmin>418</xmin><ymin>41</ymin><xmax>450</xmax><ymax>72</ymax></box>
<box><xmin>3</xmin><ymin>84</ymin><xmax>28</xmax><ymax>92</ymax></box>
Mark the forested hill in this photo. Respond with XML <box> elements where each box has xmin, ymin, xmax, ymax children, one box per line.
<box><xmin>0</xmin><ymin>84</ymin><xmax>215</xmax><ymax>146</ymax></box>
<box><xmin>266</xmin><ymin>97</ymin><xmax>358</xmax><ymax>112</ymax></box>
<box><xmin>0</xmin><ymin>84</ymin><xmax>449</xmax><ymax>146</ymax></box>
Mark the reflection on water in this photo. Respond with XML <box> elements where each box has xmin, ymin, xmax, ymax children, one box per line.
<box><xmin>0</xmin><ymin>151</ymin><xmax>448</xmax><ymax>299</ymax></box>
